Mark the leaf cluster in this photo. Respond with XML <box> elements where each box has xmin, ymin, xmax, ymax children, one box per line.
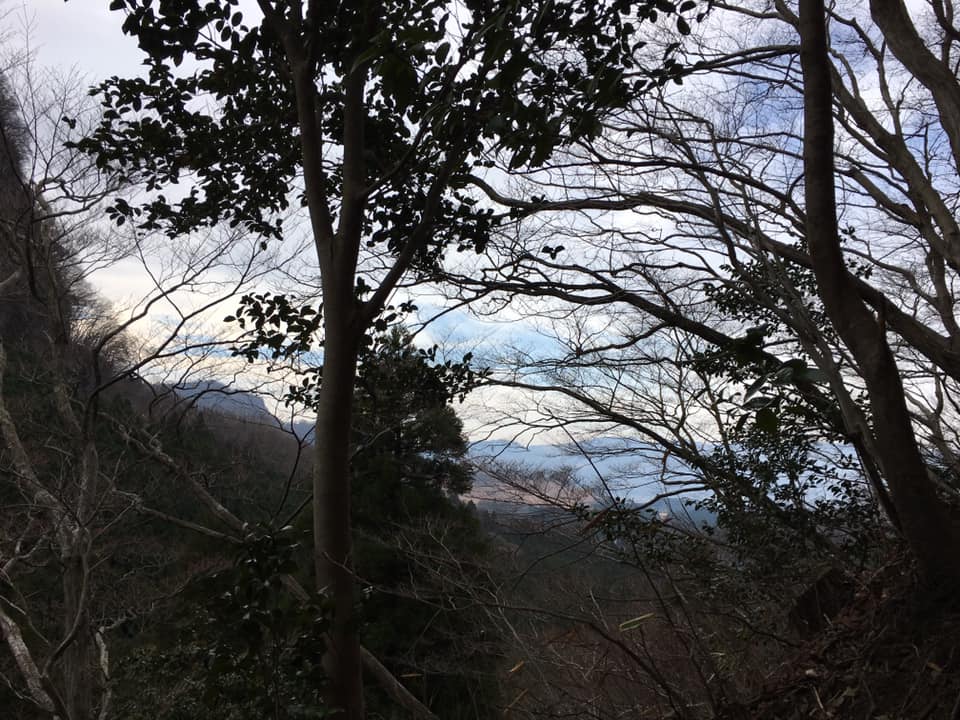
<box><xmin>75</xmin><ymin>0</ymin><xmax>705</xmax><ymax>261</ymax></box>
<box><xmin>195</xmin><ymin>526</ymin><xmax>332</xmax><ymax>718</ymax></box>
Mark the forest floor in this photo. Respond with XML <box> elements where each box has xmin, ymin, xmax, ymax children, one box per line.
<box><xmin>729</xmin><ymin>552</ymin><xmax>960</xmax><ymax>720</ymax></box>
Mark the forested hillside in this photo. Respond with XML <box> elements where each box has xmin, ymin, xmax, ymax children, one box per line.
<box><xmin>4</xmin><ymin>0</ymin><xmax>960</xmax><ymax>718</ymax></box>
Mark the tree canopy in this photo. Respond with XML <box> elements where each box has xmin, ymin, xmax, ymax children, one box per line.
<box><xmin>72</xmin><ymin>1</ymin><xmax>703</xmax><ymax>717</ymax></box>
<box><xmin>6</xmin><ymin>0</ymin><xmax>960</xmax><ymax>717</ymax></box>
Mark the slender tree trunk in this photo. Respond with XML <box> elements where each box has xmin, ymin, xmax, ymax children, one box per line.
<box><xmin>313</xmin><ymin>312</ymin><xmax>365</xmax><ymax>719</ymax></box>
<box><xmin>273</xmin><ymin>10</ymin><xmax>368</xmax><ymax>715</ymax></box>
<box><xmin>798</xmin><ymin>0</ymin><xmax>960</xmax><ymax>587</ymax></box>
<box><xmin>61</xmin><ymin>553</ymin><xmax>92</xmax><ymax>720</ymax></box>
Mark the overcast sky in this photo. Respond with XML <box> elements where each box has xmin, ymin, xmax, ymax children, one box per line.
<box><xmin>27</xmin><ymin>2</ymin><xmax>141</xmax><ymax>81</ymax></box>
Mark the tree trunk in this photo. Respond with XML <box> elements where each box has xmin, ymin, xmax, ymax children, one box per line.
<box><xmin>62</xmin><ymin>553</ymin><xmax>93</xmax><ymax>720</ymax></box>
<box><xmin>276</xmin><ymin>13</ymin><xmax>368</xmax><ymax>715</ymax></box>
<box><xmin>313</xmin><ymin>261</ymin><xmax>364</xmax><ymax>719</ymax></box>
<box><xmin>798</xmin><ymin>0</ymin><xmax>960</xmax><ymax>587</ymax></box>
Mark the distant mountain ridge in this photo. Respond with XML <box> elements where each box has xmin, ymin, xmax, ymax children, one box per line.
<box><xmin>467</xmin><ymin>438</ymin><xmax>716</xmax><ymax>526</ymax></box>
<box><xmin>174</xmin><ymin>383</ymin><xmax>713</xmax><ymax>523</ymax></box>
<box><xmin>175</xmin><ymin>379</ymin><xmax>274</xmax><ymax>420</ymax></box>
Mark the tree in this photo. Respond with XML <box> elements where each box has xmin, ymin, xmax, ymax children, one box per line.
<box><xmin>350</xmin><ymin>330</ymin><xmax>497</xmax><ymax>719</ymax></box>
<box><xmin>0</xmin><ymin>42</ymin><xmax>283</xmax><ymax>718</ymax></box>
<box><xmin>76</xmin><ymin>1</ymin><xmax>702</xmax><ymax>715</ymax></box>
<box><xmin>101</xmin><ymin>330</ymin><xmax>495</xmax><ymax>720</ymax></box>
<box><xmin>0</xmin><ymin>48</ymin><xmax>132</xmax><ymax>720</ymax></box>
<box><xmin>445</xmin><ymin>0</ymin><xmax>960</xmax><ymax>588</ymax></box>
<box><xmin>797</xmin><ymin>0</ymin><xmax>960</xmax><ymax>584</ymax></box>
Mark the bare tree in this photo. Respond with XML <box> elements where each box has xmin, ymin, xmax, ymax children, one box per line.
<box><xmin>446</xmin><ymin>0</ymin><xmax>960</xmax><ymax>586</ymax></box>
<box><xmin>0</xmin><ymin>45</ymin><xmax>291</xmax><ymax>719</ymax></box>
